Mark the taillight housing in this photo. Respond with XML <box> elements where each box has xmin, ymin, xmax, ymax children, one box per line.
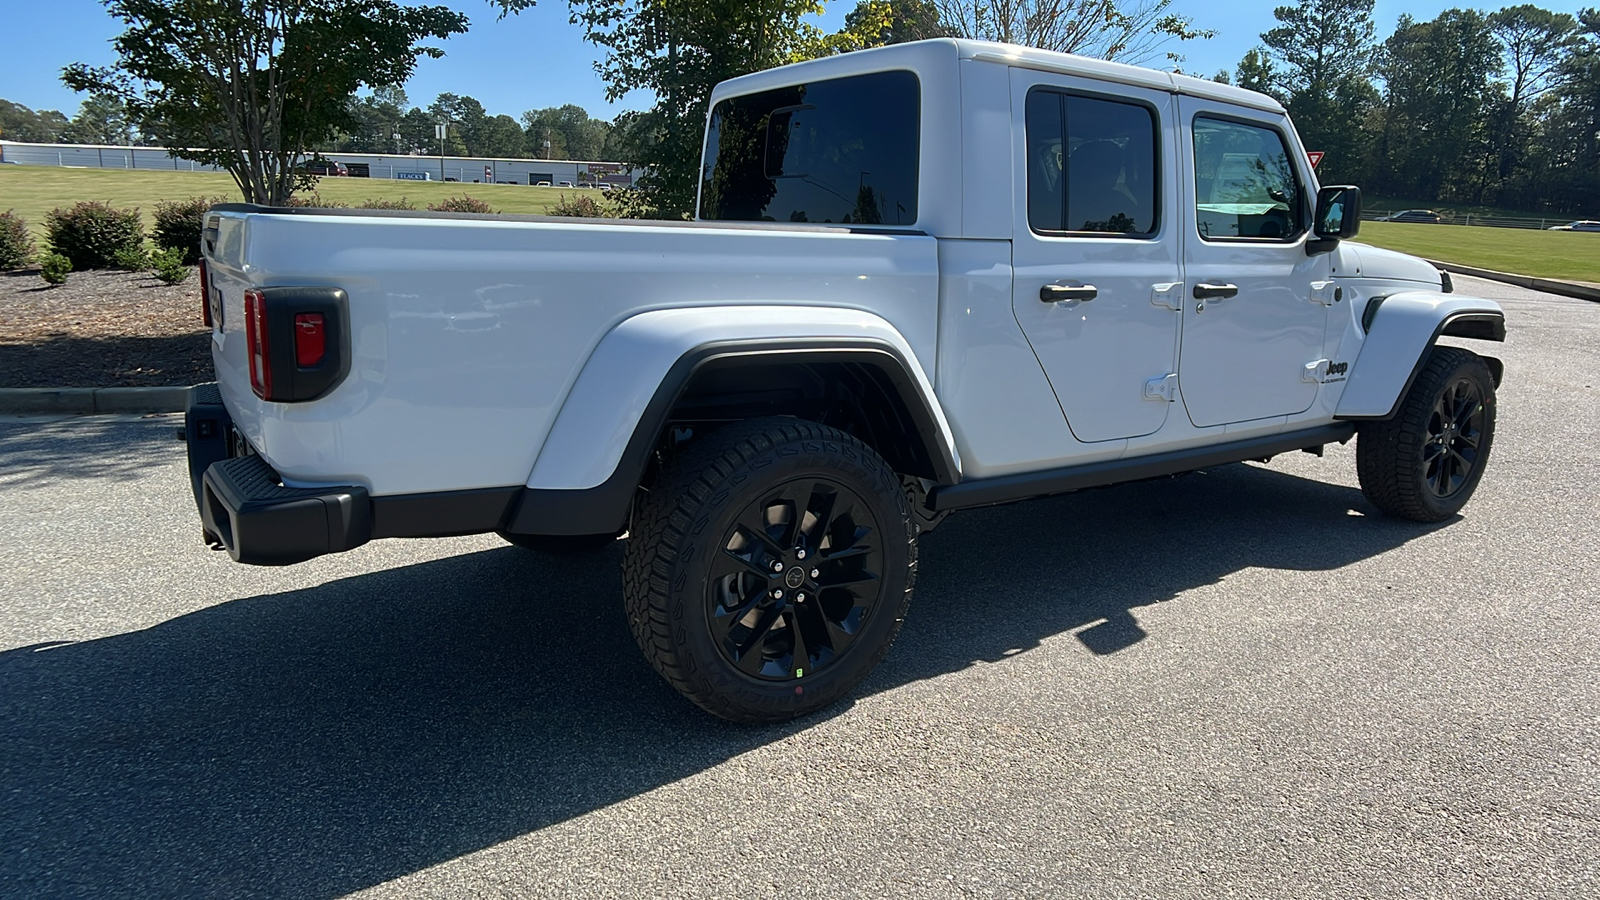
<box><xmin>241</xmin><ymin>287</ymin><xmax>349</xmax><ymax>402</ymax></box>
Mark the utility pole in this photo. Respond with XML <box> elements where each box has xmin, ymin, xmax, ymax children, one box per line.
<box><xmin>436</xmin><ymin>120</ymin><xmax>449</xmax><ymax>181</ymax></box>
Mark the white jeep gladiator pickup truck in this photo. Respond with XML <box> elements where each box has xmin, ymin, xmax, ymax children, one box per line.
<box><xmin>185</xmin><ymin>39</ymin><xmax>1505</xmax><ymax>723</ymax></box>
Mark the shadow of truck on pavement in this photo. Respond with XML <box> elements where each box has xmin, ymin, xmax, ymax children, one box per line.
<box><xmin>0</xmin><ymin>460</ymin><xmax>1446</xmax><ymax>897</ymax></box>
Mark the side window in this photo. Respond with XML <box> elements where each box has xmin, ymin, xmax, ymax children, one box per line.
<box><xmin>1192</xmin><ymin>117</ymin><xmax>1304</xmax><ymax>241</ymax></box>
<box><xmin>1026</xmin><ymin>89</ymin><xmax>1158</xmax><ymax>237</ymax></box>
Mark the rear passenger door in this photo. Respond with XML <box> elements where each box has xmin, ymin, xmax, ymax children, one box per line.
<box><xmin>1009</xmin><ymin>70</ymin><xmax>1183</xmax><ymax>444</ymax></box>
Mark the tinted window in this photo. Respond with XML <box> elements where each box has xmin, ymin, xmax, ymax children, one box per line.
<box><xmin>1192</xmin><ymin>117</ymin><xmax>1304</xmax><ymax>240</ymax></box>
<box><xmin>1026</xmin><ymin>89</ymin><xmax>1158</xmax><ymax>236</ymax></box>
<box><xmin>700</xmin><ymin>70</ymin><xmax>919</xmax><ymax>225</ymax></box>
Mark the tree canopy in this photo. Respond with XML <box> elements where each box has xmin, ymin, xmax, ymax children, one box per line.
<box><xmin>64</xmin><ymin>0</ymin><xmax>471</xmax><ymax>204</ymax></box>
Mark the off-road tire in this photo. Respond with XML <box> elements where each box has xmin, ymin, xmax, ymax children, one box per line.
<box><xmin>1357</xmin><ymin>346</ymin><xmax>1497</xmax><ymax>522</ymax></box>
<box><xmin>622</xmin><ymin>417</ymin><xmax>918</xmax><ymax>724</ymax></box>
<box><xmin>496</xmin><ymin>531</ymin><xmax>618</xmax><ymax>554</ymax></box>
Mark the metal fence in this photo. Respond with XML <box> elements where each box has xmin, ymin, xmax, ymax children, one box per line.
<box><xmin>0</xmin><ymin>140</ymin><xmax>638</xmax><ymax>187</ymax></box>
<box><xmin>1361</xmin><ymin>210</ymin><xmax>1586</xmax><ymax>230</ymax></box>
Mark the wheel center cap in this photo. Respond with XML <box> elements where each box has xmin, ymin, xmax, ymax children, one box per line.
<box><xmin>784</xmin><ymin>567</ymin><xmax>806</xmax><ymax>589</ymax></box>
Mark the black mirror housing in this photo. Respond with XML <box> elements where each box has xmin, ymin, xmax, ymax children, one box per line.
<box><xmin>1314</xmin><ymin>185</ymin><xmax>1362</xmax><ymax>240</ymax></box>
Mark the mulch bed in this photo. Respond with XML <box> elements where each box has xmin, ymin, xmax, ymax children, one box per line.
<box><xmin>0</xmin><ymin>267</ymin><xmax>213</xmax><ymax>388</ymax></box>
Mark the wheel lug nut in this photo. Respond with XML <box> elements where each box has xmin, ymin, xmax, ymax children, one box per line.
<box><xmin>796</xmin><ymin>593</ymin><xmax>806</xmax><ymax>603</ymax></box>
<box><xmin>796</xmin><ymin>548</ymin><xmax>807</xmax><ymax>560</ymax></box>
<box><xmin>772</xmin><ymin>589</ymin><xmax>783</xmax><ymax>599</ymax></box>
<box><xmin>810</xmin><ymin>568</ymin><xmax>819</xmax><ymax>578</ymax></box>
<box><xmin>771</xmin><ymin>561</ymin><xmax>784</xmax><ymax>572</ymax></box>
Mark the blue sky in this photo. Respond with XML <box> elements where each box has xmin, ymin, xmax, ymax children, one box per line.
<box><xmin>1</xmin><ymin>1</ymin><xmax>1593</xmax><ymax>123</ymax></box>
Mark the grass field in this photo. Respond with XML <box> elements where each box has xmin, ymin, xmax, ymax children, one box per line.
<box><xmin>0</xmin><ymin>165</ymin><xmax>576</xmax><ymax>243</ymax></box>
<box><xmin>4</xmin><ymin>165</ymin><xmax>1598</xmax><ymax>282</ymax></box>
<box><xmin>1357</xmin><ymin>221</ymin><xmax>1600</xmax><ymax>283</ymax></box>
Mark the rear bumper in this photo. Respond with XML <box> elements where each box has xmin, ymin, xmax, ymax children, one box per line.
<box><xmin>186</xmin><ymin>384</ymin><xmax>371</xmax><ymax>565</ymax></box>
<box><xmin>183</xmin><ymin>384</ymin><xmax>625</xmax><ymax>565</ymax></box>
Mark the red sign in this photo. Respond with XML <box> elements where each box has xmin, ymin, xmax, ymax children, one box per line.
<box><xmin>1307</xmin><ymin>151</ymin><xmax>1325</xmax><ymax>169</ymax></box>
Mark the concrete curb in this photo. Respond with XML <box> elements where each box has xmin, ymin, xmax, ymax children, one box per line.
<box><xmin>1428</xmin><ymin>259</ymin><xmax>1600</xmax><ymax>303</ymax></box>
<box><xmin>0</xmin><ymin>386</ymin><xmax>189</xmax><ymax>415</ymax></box>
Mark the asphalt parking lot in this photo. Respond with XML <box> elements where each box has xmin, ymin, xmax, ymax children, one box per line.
<box><xmin>2</xmin><ymin>275</ymin><xmax>1596</xmax><ymax>898</ymax></box>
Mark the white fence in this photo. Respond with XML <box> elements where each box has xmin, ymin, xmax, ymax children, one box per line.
<box><xmin>1361</xmin><ymin>209</ymin><xmax>1583</xmax><ymax>230</ymax></box>
<box><xmin>0</xmin><ymin>140</ymin><xmax>638</xmax><ymax>187</ymax></box>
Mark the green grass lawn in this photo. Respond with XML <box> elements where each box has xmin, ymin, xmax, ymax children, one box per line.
<box><xmin>1357</xmin><ymin>221</ymin><xmax>1600</xmax><ymax>284</ymax></box>
<box><xmin>0</xmin><ymin>165</ymin><xmax>576</xmax><ymax>244</ymax></box>
<box><xmin>5</xmin><ymin>165</ymin><xmax>1597</xmax><ymax>283</ymax></box>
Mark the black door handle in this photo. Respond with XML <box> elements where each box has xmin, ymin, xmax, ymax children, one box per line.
<box><xmin>1192</xmin><ymin>283</ymin><xmax>1239</xmax><ymax>300</ymax></box>
<box><xmin>1040</xmin><ymin>283</ymin><xmax>1098</xmax><ymax>303</ymax></box>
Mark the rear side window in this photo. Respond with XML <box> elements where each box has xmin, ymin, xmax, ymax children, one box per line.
<box><xmin>1192</xmin><ymin>117</ymin><xmax>1305</xmax><ymax>241</ymax></box>
<box><xmin>700</xmin><ymin>70</ymin><xmax>920</xmax><ymax>226</ymax></box>
<box><xmin>1025</xmin><ymin>89</ymin><xmax>1159</xmax><ymax>236</ymax></box>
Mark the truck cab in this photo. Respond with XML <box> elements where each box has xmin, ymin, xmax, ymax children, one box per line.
<box><xmin>187</xmin><ymin>40</ymin><xmax>1505</xmax><ymax>723</ymax></box>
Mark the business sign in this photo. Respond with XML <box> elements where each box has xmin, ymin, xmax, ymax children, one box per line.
<box><xmin>397</xmin><ymin>171</ymin><xmax>431</xmax><ymax>181</ymax></box>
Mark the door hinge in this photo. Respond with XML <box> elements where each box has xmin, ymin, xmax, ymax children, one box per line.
<box><xmin>1310</xmin><ymin>280</ymin><xmax>1337</xmax><ymax>306</ymax></box>
<box><xmin>1144</xmin><ymin>373</ymin><xmax>1178</xmax><ymax>401</ymax></box>
<box><xmin>1151</xmin><ymin>282</ymin><xmax>1183</xmax><ymax>311</ymax></box>
<box><xmin>1303</xmin><ymin>359</ymin><xmax>1330</xmax><ymax>383</ymax></box>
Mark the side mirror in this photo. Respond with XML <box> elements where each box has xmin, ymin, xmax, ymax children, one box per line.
<box><xmin>1314</xmin><ymin>185</ymin><xmax>1361</xmax><ymax>240</ymax></box>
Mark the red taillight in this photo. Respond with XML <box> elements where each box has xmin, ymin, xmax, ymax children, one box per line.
<box><xmin>294</xmin><ymin>313</ymin><xmax>325</xmax><ymax>367</ymax></box>
<box><xmin>244</xmin><ymin>289</ymin><xmax>273</xmax><ymax>400</ymax></box>
<box><xmin>199</xmin><ymin>258</ymin><xmax>212</xmax><ymax>328</ymax></box>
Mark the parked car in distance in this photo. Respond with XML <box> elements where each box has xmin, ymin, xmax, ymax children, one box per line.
<box><xmin>558</xmin><ymin>181</ymin><xmax>573</xmax><ymax>187</ymax></box>
<box><xmin>300</xmin><ymin>160</ymin><xmax>348</xmax><ymax>177</ymax></box>
<box><xmin>1376</xmin><ymin>209</ymin><xmax>1441</xmax><ymax>223</ymax></box>
<box><xmin>1547</xmin><ymin>220</ymin><xmax>1600</xmax><ymax>232</ymax></box>
<box><xmin>535</xmin><ymin>181</ymin><xmax>551</xmax><ymax>186</ymax></box>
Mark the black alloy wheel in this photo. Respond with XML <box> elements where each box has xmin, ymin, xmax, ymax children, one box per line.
<box><xmin>623</xmin><ymin>417</ymin><xmax>917</xmax><ymax>724</ymax></box>
<box><xmin>1420</xmin><ymin>376</ymin><xmax>1487</xmax><ymax>499</ymax></box>
<box><xmin>1357</xmin><ymin>346</ymin><xmax>1497</xmax><ymax>522</ymax></box>
<box><xmin>709</xmin><ymin>478</ymin><xmax>885</xmax><ymax>681</ymax></box>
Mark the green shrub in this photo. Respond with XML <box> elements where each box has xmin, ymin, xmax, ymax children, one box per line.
<box><xmin>550</xmin><ymin>192</ymin><xmax>608</xmax><ymax>218</ymax></box>
<box><xmin>150</xmin><ymin>247</ymin><xmax>190</xmax><ymax>284</ymax></box>
<box><xmin>113</xmin><ymin>244</ymin><xmax>151</xmax><ymax>270</ymax></box>
<box><xmin>359</xmin><ymin>197</ymin><xmax>416</xmax><ymax>210</ymax></box>
<box><xmin>427</xmin><ymin>195</ymin><xmax>495</xmax><ymax>214</ymax></box>
<box><xmin>40</xmin><ymin>253</ymin><xmax>71</xmax><ymax>285</ymax></box>
<box><xmin>0</xmin><ymin>210</ymin><xmax>35</xmax><ymax>270</ymax></box>
<box><xmin>44</xmin><ymin>201</ymin><xmax>144</xmax><ymax>270</ymax></box>
<box><xmin>282</xmin><ymin>192</ymin><xmax>349</xmax><ymax>208</ymax></box>
<box><xmin>153</xmin><ymin>195</ymin><xmax>228</xmax><ymax>265</ymax></box>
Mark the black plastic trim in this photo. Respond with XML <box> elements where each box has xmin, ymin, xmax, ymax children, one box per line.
<box><xmin>1337</xmin><ymin>310</ymin><xmax>1507</xmax><ymax>421</ymax></box>
<box><xmin>208</xmin><ymin>203</ymin><xmax>927</xmax><ymax>238</ymax></box>
<box><xmin>201</xmin><ymin>454</ymin><xmax>373</xmax><ymax>566</ymax></box>
<box><xmin>504</xmin><ymin>340</ymin><xmax>959</xmax><ymax>537</ymax></box>
<box><xmin>927</xmin><ymin>423</ymin><xmax>1356</xmax><ymax>512</ymax></box>
<box><xmin>254</xmin><ymin>286</ymin><xmax>351</xmax><ymax>402</ymax></box>
<box><xmin>184</xmin><ymin>383</ymin><xmax>232</xmax><ymax>516</ymax></box>
<box><xmin>370</xmin><ymin>488</ymin><xmax>521</xmax><ymax>539</ymax></box>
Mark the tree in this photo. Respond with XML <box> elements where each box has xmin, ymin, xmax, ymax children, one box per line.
<box><xmin>571</xmin><ymin>0</ymin><xmax>833</xmax><ymax>217</ymax></box>
<box><xmin>334</xmin><ymin>86</ymin><xmax>409</xmax><ymax>153</ymax></box>
<box><xmin>61</xmin><ymin>94</ymin><xmax>134</xmax><ymax>144</ymax></box>
<box><xmin>1374</xmin><ymin>10</ymin><xmax>1504</xmax><ymax>201</ymax></box>
<box><xmin>1258</xmin><ymin>0</ymin><xmax>1379</xmax><ymax>184</ymax></box>
<box><xmin>842</xmin><ymin>0</ymin><xmax>952</xmax><ymax>46</ymax></box>
<box><xmin>64</xmin><ymin>0</ymin><xmax>470</xmax><ymax>204</ymax></box>
<box><xmin>521</xmin><ymin>104</ymin><xmax>610</xmax><ymax>159</ymax></box>
<box><xmin>430</xmin><ymin>93</ymin><xmax>488</xmax><ymax>155</ymax></box>
<box><xmin>0</xmin><ymin>100</ymin><xmax>70</xmax><ymax>143</ymax></box>
<box><xmin>1484</xmin><ymin>5</ymin><xmax>1579</xmax><ymax>197</ymax></box>
<box><xmin>479</xmin><ymin>114</ymin><xmax>527</xmax><ymax>158</ymax></box>
<box><xmin>1234</xmin><ymin>48</ymin><xmax>1281</xmax><ymax>99</ymax></box>
<box><xmin>932</xmin><ymin>0</ymin><xmax>1213</xmax><ymax>64</ymax></box>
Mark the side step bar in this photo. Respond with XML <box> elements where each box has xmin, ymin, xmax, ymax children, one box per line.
<box><xmin>928</xmin><ymin>423</ymin><xmax>1357</xmax><ymax>512</ymax></box>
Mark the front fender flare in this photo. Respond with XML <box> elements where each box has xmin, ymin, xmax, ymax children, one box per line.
<box><xmin>1336</xmin><ymin>291</ymin><xmax>1505</xmax><ymax>420</ymax></box>
<box><xmin>506</xmin><ymin>306</ymin><xmax>960</xmax><ymax>536</ymax></box>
